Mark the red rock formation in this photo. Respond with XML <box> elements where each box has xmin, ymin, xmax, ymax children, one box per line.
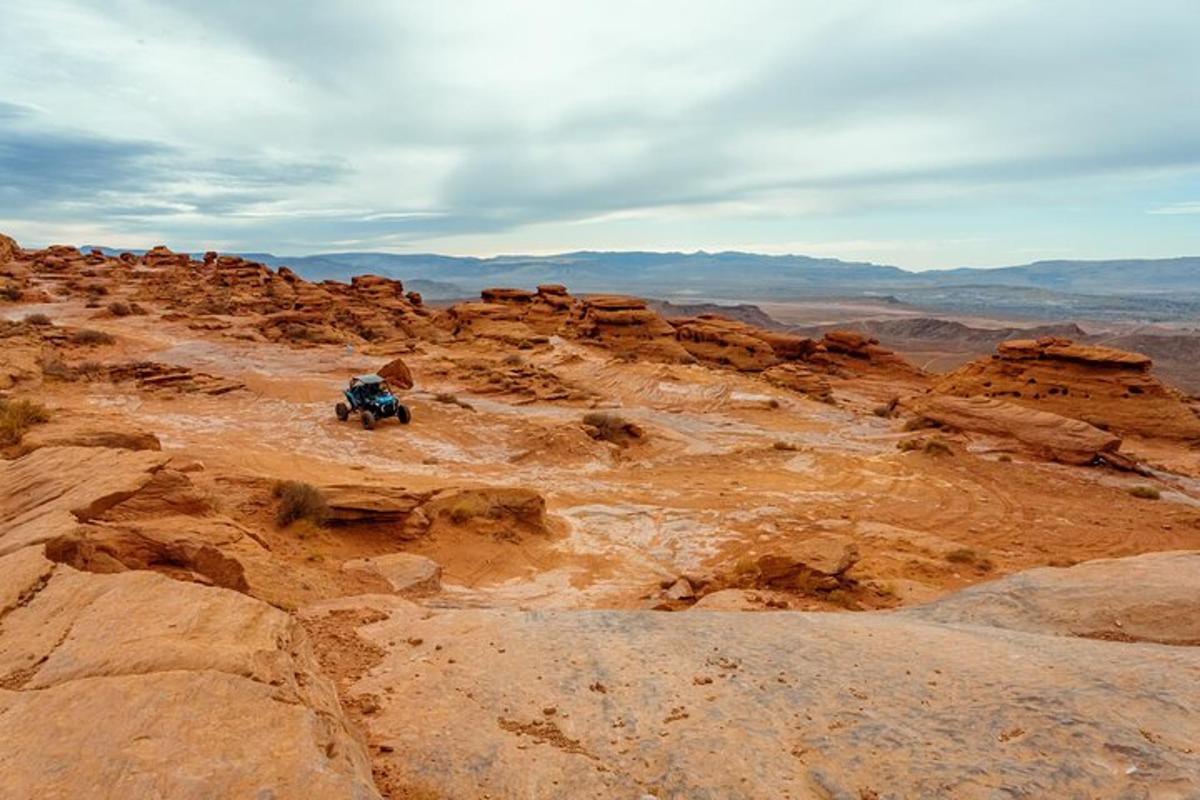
<box><xmin>670</xmin><ymin>316</ymin><xmax>780</xmax><ymax>371</ymax></box>
<box><xmin>0</xmin><ymin>232</ymin><xmax>19</xmax><ymax>263</ymax></box>
<box><xmin>936</xmin><ymin>337</ymin><xmax>1200</xmax><ymax>440</ymax></box>
<box><xmin>918</xmin><ymin>394</ymin><xmax>1122</xmax><ymax>465</ymax></box>
<box><xmin>577</xmin><ymin>295</ymin><xmax>693</xmax><ymax>362</ymax></box>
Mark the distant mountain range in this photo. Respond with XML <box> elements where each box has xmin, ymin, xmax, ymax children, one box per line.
<box><xmin>85</xmin><ymin>246</ymin><xmax>1200</xmax><ymax>321</ymax></box>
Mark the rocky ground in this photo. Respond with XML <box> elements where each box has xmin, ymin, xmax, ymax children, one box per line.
<box><xmin>2</xmin><ymin>233</ymin><xmax>1199</xmax><ymax>799</ymax></box>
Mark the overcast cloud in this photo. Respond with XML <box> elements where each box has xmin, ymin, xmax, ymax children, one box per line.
<box><xmin>1</xmin><ymin>0</ymin><xmax>1198</xmax><ymax>267</ymax></box>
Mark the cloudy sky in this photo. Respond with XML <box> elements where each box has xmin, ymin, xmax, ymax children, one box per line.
<box><xmin>1</xmin><ymin>1</ymin><xmax>1198</xmax><ymax>268</ymax></box>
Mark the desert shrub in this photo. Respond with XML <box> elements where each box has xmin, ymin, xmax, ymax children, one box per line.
<box><xmin>446</xmin><ymin>493</ymin><xmax>492</xmax><ymax>525</ymax></box>
<box><xmin>997</xmin><ymin>454</ymin><xmax>1013</xmax><ymax>463</ymax></box>
<box><xmin>69</xmin><ymin>328</ymin><xmax>115</xmax><ymax>346</ymax></box>
<box><xmin>501</xmin><ymin>353</ymin><xmax>524</xmax><ymax>367</ymax></box>
<box><xmin>0</xmin><ymin>398</ymin><xmax>51</xmax><ymax>445</ymax></box>
<box><xmin>903</xmin><ymin>415</ymin><xmax>939</xmax><ymax>432</ymax></box>
<box><xmin>272</xmin><ymin>480</ymin><xmax>329</xmax><ymax>527</ymax></box>
<box><xmin>772</xmin><ymin>440</ymin><xmax>798</xmax><ymax>451</ymax></box>
<box><xmin>873</xmin><ymin>396</ymin><xmax>900</xmax><ymax>418</ymax></box>
<box><xmin>107</xmin><ymin>301</ymin><xmax>131</xmax><ymax>317</ymax></box>
<box><xmin>40</xmin><ymin>359</ymin><xmax>75</xmax><ymax>380</ymax></box>
<box><xmin>0</xmin><ymin>283</ymin><xmax>22</xmax><ymax>301</ymax></box>
<box><xmin>923</xmin><ymin>437</ymin><xmax>952</xmax><ymax>456</ymax></box>
<box><xmin>23</xmin><ymin>313</ymin><xmax>52</xmax><ymax>326</ymax></box>
<box><xmin>896</xmin><ymin>438</ymin><xmax>921</xmax><ymax>452</ymax></box>
<box><xmin>1128</xmin><ymin>485</ymin><xmax>1161</xmax><ymax>500</ymax></box>
<box><xmin>128</xmin><ymin>302</ymin><xmax>147</xmax><ymax>315</ymax></box>
<box><xmin>945</xmin><ymin>548</ymin><xmax>995</xmax><ymax>572</ymax></box>
<box><xmin>582</xmin><ymin>411</ymin><xmax>642</xmax><ymax>444</ymax></box>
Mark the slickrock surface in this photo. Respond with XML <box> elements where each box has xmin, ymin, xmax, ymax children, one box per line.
<box><xmin>313</xmin><ymin>557</ymin><xmax>1200</xmax><ymax>799</ymax></box>
<box><xmin>918</xmin><ymin>394</ymin><xmax>1122</xmax><ymax>464</ymax></box>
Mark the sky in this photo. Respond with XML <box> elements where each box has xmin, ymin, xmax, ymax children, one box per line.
<box><xmin>1</xmin><ymin>0</ymin><xmax>1198</xmax><ymax>269</ymax></box>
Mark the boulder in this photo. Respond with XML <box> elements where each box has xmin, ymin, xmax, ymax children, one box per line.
<box><xmin>343</xmin><ymin>552</ymin><xmax>442</xmax><ymax>594</ymax></box>
<box><xmin>664</xmin><ymin>576</ymin><xmax>695</xmax><ymax>600</ymax></box>
<box><xmin>378</xmin><ymin>356</ymin><xmax>415</xmax><ymax>390</ymax></box>
<box><xmin>754</xmin><ymin>532</ymin><xmax>860</xmax><ymax>586</ymax></box>
<box><xmin>919</xmin><ymin>394</ymin><xmax>1122</xmax><ymax>464</ymax></box>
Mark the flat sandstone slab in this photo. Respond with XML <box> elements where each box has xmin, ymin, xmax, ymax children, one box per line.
<box><xmin>335</xmin><ymin>561</ymin><xmax>1200</xmax><ymax>799</ymax></box>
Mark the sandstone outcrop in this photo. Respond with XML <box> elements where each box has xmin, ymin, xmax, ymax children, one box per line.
<box><xmin>0</xmin><ymin>550</ymin><xmax>379</xmax><ymax>799</ymax></box>
<box><xmin>0</xmin><ymin>446</ymin><xmax>172</xmax><ymax>556</ymax></box>
<box><xmin>0</xmin><ymin>232</ymin><xmax>18</xmax><ymax>262</ymax></box>
<box><xmin>936</xmin><ymin>337</ymin><xmax>1200</xmax><ymax>440</ymax></box>
<box><xmin>918</xmin><ymin>394</ymin><xmax>1122</xmax><ymax>465</ymax></box>
<box><xmin>761</xmin><ymin>362</ymin><xmax>833</xmax><ymax>401</ymax></box>
<box><xmin>323</xmin><ymin>551</ymin><xmax>1200</xmax><ymax>799</ymax></box>
<box><xmin>671</xmin><ymin>315</ymin><xmax>780</xmax><ymax>371</ymax></box>
<box><xmin>577</xmin><ymin>295</ymin><xmax>694</xmax><ymax>362</ymax></box>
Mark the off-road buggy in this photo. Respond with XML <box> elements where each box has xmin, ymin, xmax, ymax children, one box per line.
<box><xmin>335</xmin><ymin>374</ymin><xmax>411</xmax><ymax>429</ymax></box>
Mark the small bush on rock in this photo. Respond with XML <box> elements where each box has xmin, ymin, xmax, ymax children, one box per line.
<box><xmin>582</xmin><ymin>411</ymin><xmax>643</xmax><ymax>444</ymax></box>
<box><xmin>0</xmin><ymin>398</ymin><xmax>51</xmax><ymax>446</ymax></box>
<box><xmin>23</xmin><ymin>313</ymin><xmax>52</xmax><ymax>326</ymax></box>
<box><xmin>272</xmin><ymin>480</ymin><xmax>329</xmax><ymax>527</ymax></box>
<box><xmin>107</xmin><ymin>301</ymin><xmax>131</xmax><ymax>317</ymax></box>
<box><xmin>69</xmin><ymin>328</ymin><xmax>115</xmax><ymax>346</ymax></box>
<box><xmin>1128</xmin><ymin>485</ymin><xmax>1161</xmax><ymax>500</ymax></box>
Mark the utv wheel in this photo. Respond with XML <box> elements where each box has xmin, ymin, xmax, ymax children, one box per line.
<box><xmin>396</xmin><ymin>404</ymin><xmax>412</xmax><ymax>425</ymax></box>
<box><xmin>360</xmin><ymin>410</ymin><xmax>376</xmax><ymax>430</ymax></box>
<box><xmin>335</xmin><ymin>402</ymin><xmax>349</xmax><ymax>422</ymax></box>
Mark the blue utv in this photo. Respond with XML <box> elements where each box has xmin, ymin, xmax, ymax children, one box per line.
<box><xmin>336</xmin><ymin>374</ymin><xmax>411</xmax><ymax>430</ymax></box>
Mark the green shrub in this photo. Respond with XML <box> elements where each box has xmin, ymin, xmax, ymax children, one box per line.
<box><xmin>272</xmin><ymin>480</ymin><xmax>329</xmax><ymax>527</ymax></box>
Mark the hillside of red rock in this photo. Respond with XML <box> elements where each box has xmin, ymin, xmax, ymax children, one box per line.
<box><xmin>3</xmin><ymin>232</ymin><xmax>1200</xmax><ymax>798</ymax></box>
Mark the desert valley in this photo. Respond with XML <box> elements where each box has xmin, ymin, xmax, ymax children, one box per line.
<box><xmin>2</xmin><ymin>231</ymin><xmax>1198</xmax><ymax>798</ymax></box>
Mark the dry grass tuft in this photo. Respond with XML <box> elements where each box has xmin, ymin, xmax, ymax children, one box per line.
<box><xmin>272</xmin><ymin>480</ymin><xmax>329</xmax><ymax>527</ymax></box>
<box><xmin>69</xmin><ymin>328</ymin><xmax>115</xmax><ymax>346</ymax></box>
<box><xmin>945</xmin><ymin>548</ymin><xmax>995</xmax><ymax>572</ymax></box>
<box><xmin>0</xmin><ymin>398</ymin><xmax>51</xmax><ymax>446</ymax></box>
